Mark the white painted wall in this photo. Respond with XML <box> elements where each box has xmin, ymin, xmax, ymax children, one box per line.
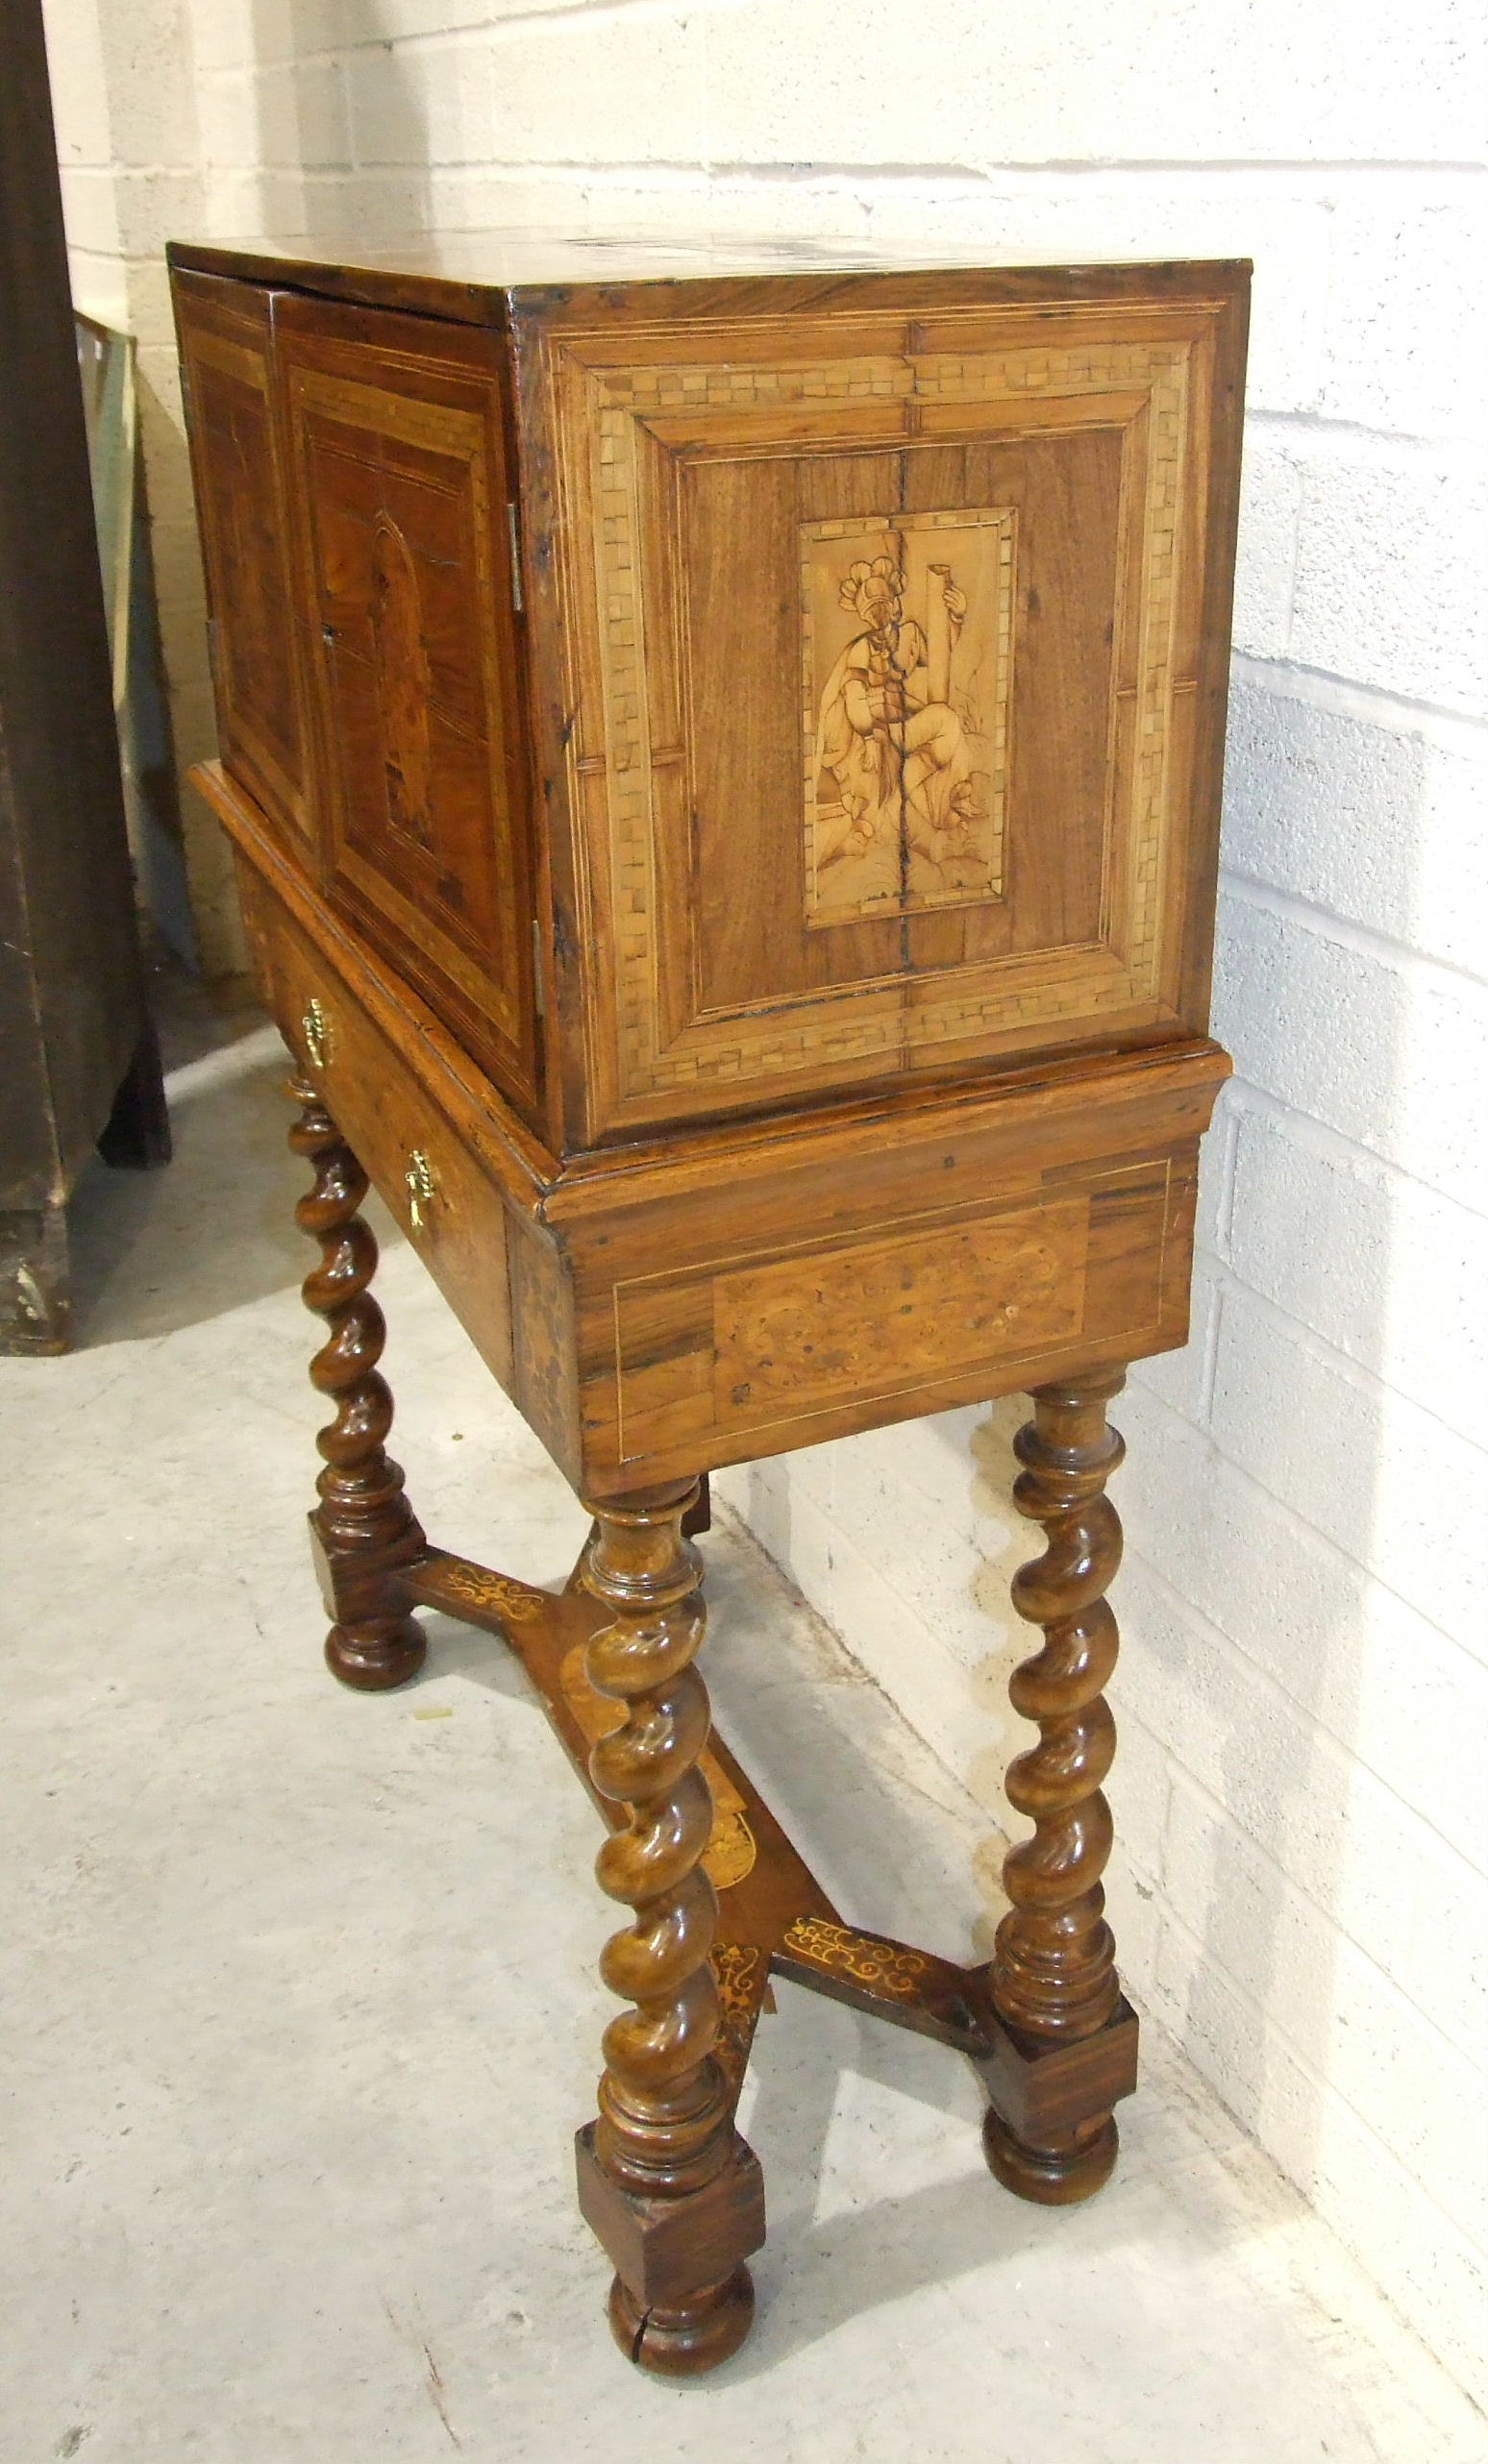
<box><xmin>40</xmin><ymin>0</ymin><xmax>247</xmax><ymax>971</ymax></box>
<box><xmin>40</xmin><ymin>0</ymin><xmax>1488</xmax><ymax>2406</ymax></box>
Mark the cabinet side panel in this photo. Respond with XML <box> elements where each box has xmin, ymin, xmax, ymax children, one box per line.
<box><xmin>1170</xmin><ymin>283</ymin><xmax>1250</xmax><ymax>1030</ymax></box>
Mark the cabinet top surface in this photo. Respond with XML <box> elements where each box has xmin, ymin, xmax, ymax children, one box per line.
<box><xmin>168</xmin><ymin>227</ymin><xmax>1248</xmax><ymax>328</ymax></box>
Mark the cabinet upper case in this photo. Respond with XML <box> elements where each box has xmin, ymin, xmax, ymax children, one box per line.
<box><xmin>171</xmin><ymin>242</ymin><xmax>1248</xmax><ymax>1156</ymax></box>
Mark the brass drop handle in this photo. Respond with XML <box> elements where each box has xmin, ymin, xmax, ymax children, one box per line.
<box><xmin>405</xmin><ymin>1148</ymin><xmax>437</xmax><ymax>1234</ymax></box>
<box><xmin>301</xmin><ymin>997</ymin><xmax>332</xmax><ymax>1072</ymax></box>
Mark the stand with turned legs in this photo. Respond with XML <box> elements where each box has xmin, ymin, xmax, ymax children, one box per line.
<box><xmin>169</xmin><ymin>235</ymin><xmax>1246</xmax><ymax>2370</ymax></box>
<box><xmin>289</xmin><ymin>1072</ymin><xmax>1144</xmax><ymax>2372</ymax></box>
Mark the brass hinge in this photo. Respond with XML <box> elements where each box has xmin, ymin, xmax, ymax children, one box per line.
<box><xmin>506</xmin><ymin>502</ymin><xmax>524</xmax><ymax>613</ymax></box>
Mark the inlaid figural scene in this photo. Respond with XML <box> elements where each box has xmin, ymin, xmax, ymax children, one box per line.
<box><xmin>803</xmin><ymin>508</ymin><xmax>1016</xmax><ymax>924</ymax></box>
<box><xmin>168</xmin><ymin>233</ymin><xmax>1248</xmax><ymax>2376</ymax></box>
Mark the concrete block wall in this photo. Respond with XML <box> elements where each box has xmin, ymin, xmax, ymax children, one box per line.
<box><xmin>41</xmin><ymin>0</ymin><xmax>244</xmax><ymax>973</ymax></box>
<box><xmin>40</xmin><ymin>0</ymin><xmax>1488</xmax><ymax>2406</ymax></box>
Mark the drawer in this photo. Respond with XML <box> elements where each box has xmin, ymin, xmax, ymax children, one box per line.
<box><xmin>581</xmin><ymin>1144</ymin><xmax>1197</xmax><ymax>1488</ymax></box>
<box><xmin>237</xmin><ymin>857</ymin><xmax>517</xmax><ymax>1396</ymax></box>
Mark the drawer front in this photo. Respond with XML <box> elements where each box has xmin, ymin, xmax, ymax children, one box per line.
<box><xmin>271</xmin><ymin>293</ymin><xmax>542</xmax><ymax>1125</ymax></box>
<box><xmin>576</xmin><ymin>1140</ymin><xmax>1199</xmax><ymax>1491</ymax></box>
<box><xmin>173</xmin><ymin>272</ymin><xmax>313</xmax><ymax>852</ymax></box>
<box><xmin>533</xmin><ymin>276</ymin><xmax>1244</xmax><ymax>1141</ymax></box>
<box><xmin>236</xmin><ymin>857</ymin><xmax>518</xmax><ymax>1398</ymax></box>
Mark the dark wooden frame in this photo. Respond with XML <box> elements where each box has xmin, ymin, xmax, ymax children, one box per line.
<box><xmin>1</xmin><ymin>0</ymin><xmax>167</xmax><ymax>1355</ymax></box>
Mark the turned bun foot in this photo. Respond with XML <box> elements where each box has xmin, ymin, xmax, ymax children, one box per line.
<box><xmin>608</xmin><ymin>2264</ymin><xmax>756</xmax><ymax>2377</ymax></box>
<box><xmin>982</xmin><ymin>2106</ymin><xmax>1119</xmax><ymax>2206</ymax></box>
<box><xmin>325</xmin><ymin>1615</ymin><xmax>427</xmax><ymax>1690</ymax></box>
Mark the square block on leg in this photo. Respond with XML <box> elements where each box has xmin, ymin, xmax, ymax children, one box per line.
<box><xmin>574</xmin><ymin>2125</ymin><xmax>766</xmax><ymax>2306</ymax></box>
<box><xmin>967</xmin><ymin>1987</ymin><xmax>1140</xmax><ymax>2144</ymax></box>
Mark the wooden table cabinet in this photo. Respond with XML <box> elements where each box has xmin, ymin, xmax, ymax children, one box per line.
<box><xmin>169</xmin><ymin>234</ymin><xmax>1247</xmax><ymax>2374</ymax></box>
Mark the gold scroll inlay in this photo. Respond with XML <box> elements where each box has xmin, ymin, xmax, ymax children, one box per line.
<box><xmin>782</xmin><ymin>1914</ymin><xmax>931</xmax><ymax>2000</ymax></box>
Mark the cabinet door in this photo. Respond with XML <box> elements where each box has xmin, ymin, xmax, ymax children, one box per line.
<box><xmin>172</xmin><ymin>271</ymin><xmax>314</xmax><ymax>853</ymax></box>
<box><xmin>272</xmin><ymin>292</ymin><xmax>540</xmax><ymax>1122</ymax></box>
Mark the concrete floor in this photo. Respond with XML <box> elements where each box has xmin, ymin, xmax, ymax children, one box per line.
<box><xmin>3</xmin><ymin>1020</ymin><xmax>1481</xmax><ymax>2464</ymax></box>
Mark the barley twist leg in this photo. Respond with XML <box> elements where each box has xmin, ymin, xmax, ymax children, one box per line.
<box><xmin>985</xmin><ymin>1366</ymin><xmax>1127</xmax><ymax>2202</ymax></box>
<box><xmin>576</xmin><ymin>1480</ymin><xmax>761</xmax><ymax>2375</ymax></box>
<box><xmin>289</xmin><ymin>1077</ymin><xmax>426</xmax><ymax>1689</ymax></box>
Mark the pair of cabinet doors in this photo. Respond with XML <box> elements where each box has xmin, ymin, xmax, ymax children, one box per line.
<box><xmin>175</xmin><ymin>271</ymin><xmax>539</xmax><ymax>1118</ymax></box>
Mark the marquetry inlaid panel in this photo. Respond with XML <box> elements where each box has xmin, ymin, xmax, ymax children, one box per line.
<box><xmin>712</xmin><ymin>1195</ymin><xmax>1084</xmax><ymax>1421</ymax></box>
<box><xmin>606</xmin><ymin>1153</ymin><xmax>1179</xmax><ymax>1472</ymax></box>
<box><xmin>274</xmin><ymin>299</ymin><xmax>540</xmax><ymax>1118</ymax></box>
<box><xmin>175</xmin><ymin>274</ymin><xmax>310</xmax><ymax>847</ymax></box>
<box><xmin>802</xmin><ymin>506</ymin><xmax>1017</xmax><ymax>927</ymax></box>
<box><xmin>540</xmin><ymin>300</ymin><xmax>1220</xmax><ymax>1138</ymax></box>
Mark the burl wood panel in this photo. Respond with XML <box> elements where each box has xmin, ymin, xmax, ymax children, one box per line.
<box><xmin>711</xmin><ymin>1196</ymin><xmax>1086</xmax><ymax>1411</ymax></box>
<box><xmin>172</xmin><ymin>270</ymin><xmax>312</xmax><ymax>850</ymax></box>
<box><xmin>588</xmin><ymin>1146</ymin><xmax>1195</xmax><ymax>1487</ymax></box>
<box><xmin>520</xmin><ymin>281</ymin><xmax>1246</xmax><ymax>1142</ymax></box>
<box><xmin>272</xmin><ymin>292</ymin><xmax>542</xmax><ymax>1122</ymax></box>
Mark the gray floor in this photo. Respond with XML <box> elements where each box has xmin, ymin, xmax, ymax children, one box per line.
<box><xmin>3</xmin><ymin>1023</ymin><xmax>1481</xmax><ymax>2464</ymax></box>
